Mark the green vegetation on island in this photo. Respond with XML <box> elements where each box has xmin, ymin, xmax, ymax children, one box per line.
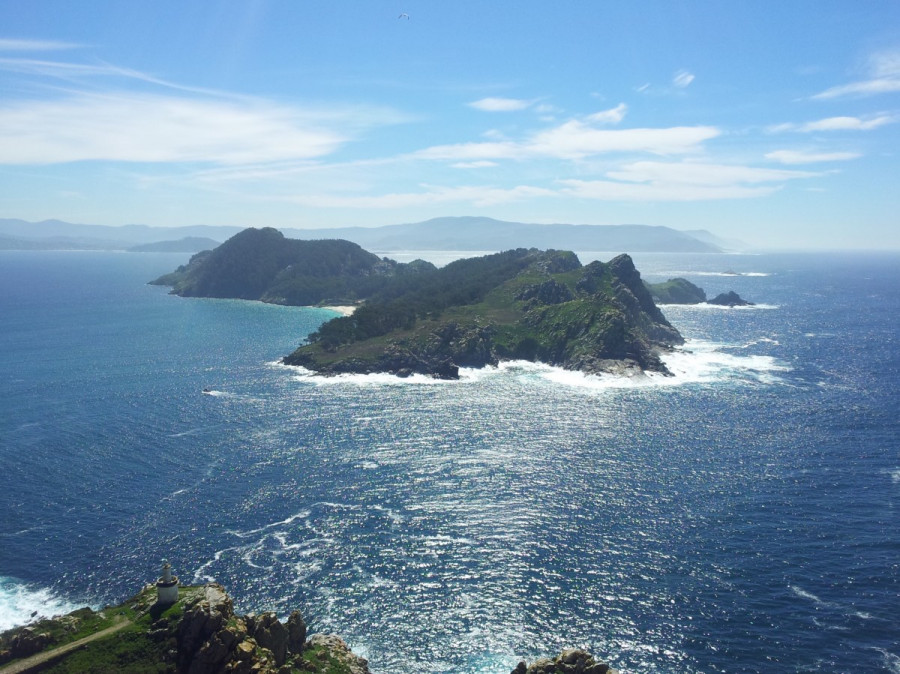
<box><xmin>644</xmin><ymin>277</ymin><xmax>707</xmax><ymax>304</ymax></box>
<box><xmin>151</xmin><ymin>228</ymin><xmax>684</xmax><ymax>379</ymax></box>
<box><xmin>285</xmin><ymin>249</ymin><xmax>684</xmax><ymax>379</ymax></box>
<box><xmin>150</xmin><ymin>227</ymin><xmax>435</xmax><ymax>306</ymax></box>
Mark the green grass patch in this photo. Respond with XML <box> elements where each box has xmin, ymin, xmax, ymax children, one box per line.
<box><xmin>37</xmin><ymin>626</ymin><xmax>170</xmax><ymax>674</ymax></box>
<box><xmin>298</xmin><ymin>642</ymin><xmax>359</xmax><ymax>674</ymax></box>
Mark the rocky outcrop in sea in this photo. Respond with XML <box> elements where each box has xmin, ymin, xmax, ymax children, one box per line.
<box><xmin>708</xmin><ymin>291</ymin><xmax>755</xmax><ymax>306</ymax></box>
<box><xmin>511</xmin><ymin>648</ymin><xmax>619</xmax><ymax>674</ymax></box>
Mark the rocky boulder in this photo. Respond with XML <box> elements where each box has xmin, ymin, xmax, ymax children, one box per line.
<box><xmin>287</xmin><ymin>610</ymin><xmax>307</xmax><ymax>655</ymax></box>
<box><xmin>7</xmin><ymin>626</ymin><xmax>52</xmax><ymax>659</ymax></box>
<box><xmin>250</xmin><ymin>612</ymin><xmax>288</xmax><ymax>666</ymax></box>
<box><xmin>307</xmin><ymin>634</ymin><xmax>369</xmax><ymax>674</ymax></box>
<box><xmin>177</xmin><ymin>583</ymin><xmax>236</xmax><ymax>672</ymax></box>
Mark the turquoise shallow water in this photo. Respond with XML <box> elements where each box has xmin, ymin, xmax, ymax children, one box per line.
<box><xmin>0</xmin><ymin>250</ymin><xmax>898</xmax><ymax>673</ymax></box>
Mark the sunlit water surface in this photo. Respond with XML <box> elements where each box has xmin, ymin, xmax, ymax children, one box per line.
<box><xmin>0</xmin><ymin>250</ymin><xmax>897</xmax><ymax>673</ymax></box>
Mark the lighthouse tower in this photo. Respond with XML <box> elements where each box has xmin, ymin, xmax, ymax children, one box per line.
<box><xmin>156</xmin><ymin>560</ymin><xmax>179</xmax><ymax>605</ymax></box>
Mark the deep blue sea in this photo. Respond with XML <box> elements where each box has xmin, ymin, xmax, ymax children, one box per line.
<box><xmin>0</xmin><ymin>249</ymin><xmax>897</xmax><ymax>673</ymax></box>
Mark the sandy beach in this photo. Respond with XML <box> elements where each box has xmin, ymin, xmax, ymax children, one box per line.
<box><xmin>319</xmin><ymin>305</ymin><xmax>358</xmax><ymax>316</ymax></box>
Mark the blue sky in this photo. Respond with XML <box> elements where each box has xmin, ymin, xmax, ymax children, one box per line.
<box><xmin>1</xmin><ymin>1</ymin><xmax>898</xmax><ymax>249</ymax></box>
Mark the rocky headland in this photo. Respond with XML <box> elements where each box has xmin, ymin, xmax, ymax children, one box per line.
<box><xmin>0</xmin><ymin>582</ymin><xmax>620</xmax><ymax>674</ymax></box>
<box><xmin>0</xmin><ymin>582</ymin><xmax>367</xmax><ymax>674</ymax></box>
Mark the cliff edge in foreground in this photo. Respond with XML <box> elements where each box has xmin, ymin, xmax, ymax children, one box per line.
<box><xmin>0</xmin><ymin>583</ymin><xmax>367</xmax><ymax>674</ymax></box>
<box><xmin>0</xmin><ymin>582</ymin><xmax>619</xmax><ymax>674</ymax></box>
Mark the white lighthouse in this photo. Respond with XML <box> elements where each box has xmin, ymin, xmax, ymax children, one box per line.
<box><xmin>156</xmin><ymin>560</ymin><xmax>179</xmax><ymax>605</ymax></box>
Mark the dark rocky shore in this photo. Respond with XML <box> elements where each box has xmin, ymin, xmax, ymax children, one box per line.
<box><xmin>1</xmin><ymin>582</ymin><xmax>619</xmax><ymax>673</ymax></box>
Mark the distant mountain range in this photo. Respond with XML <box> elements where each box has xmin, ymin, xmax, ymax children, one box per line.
<box><xmin>0</xmin><ymin>216</ymin><xmax>738</xmax><ymax>253</ymax></box>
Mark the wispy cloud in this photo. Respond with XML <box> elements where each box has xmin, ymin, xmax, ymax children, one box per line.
<box><xmin>417</xmin><ymin>115</ymin><xmax>719</xmax><ymax>162</ymax></box>
<box><xmin>673</xmin><ymin>70</ymin><xmax>695</xmax><ymax>88</ymax></box>
<box><xmin>765</xmin><ymin>150</ymin><xmax>861</xmax><ymax>164</ymax></box>
<box><xmin>559</xmin><ymin>179</ymin><xmax>776</xmax><ymax>201</ymax></box>
<box><xmin>769</xmin><ymin>114</ymin><xmax>896</xmax><ymax>133</ymax></box>
<box><xmin>0</xmin><ymin>56</ymin><xmax>254</xmax><ymax>99</ymax></box>
<box><xmin>812</xmin><ymin>48</ymin><xmax>900</xmax><ymax>99</ymax></box>
<box><xmin>528</xmin><ymin>122</ymin><xmax>718</xmax><ymax>159</ymax></box>
<box><xmin>558</xmin><ymin>160</ymin><xmax>820</xmax><ymax>202</ymax></box>
<box><xmin>586</xmin><ymin>103</ymin><xmax>627</xmax><ymax>124</ymax></box>
<box><xmin>606</xmin><ymin>161</ymin><xmax>819</xmax><ymax>186</ymax></box>
<box><xmin>467</xmin><ymin>97</ymin><xmax>533</xmax><ymax>112</ymax></box>
<box><xmin>0</xmin><ymin>38</ymin><xmax>81</xmax><ymax>51</ymax></box>
<box><xmin>451</xmin><ymin>160</ymin><xmax>498</xmax><ymax>169</ymax></box>
<box><xmin>0</xmin><ymin>91</ymin><xmax>407</xmax><ymax>165</ymax></box>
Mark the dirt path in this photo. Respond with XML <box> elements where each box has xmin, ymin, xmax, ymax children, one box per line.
<box><xmin>0</xmin><ymin>616</ymin><xmax>131</xmax><ymax>674</ymax></box>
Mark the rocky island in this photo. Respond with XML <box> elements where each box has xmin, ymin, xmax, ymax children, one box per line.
<box><xmin>707</xmin><ymin>290</ymin><xmax>755</xmax><ymax>306</ymax></box>
<box><xmin>152</xmin><ymin>228</ymin><xmax>685</xmax><ymax>380</ymax></box>
<box><xmin>151</xmin><ymin>227</ymin><xmax>436</xmax><ymax>306</ymax></box>
<box><xmin>645</xmin><ymin>278</ymin><xmax>754</xmax><ymax>307</ymax></box>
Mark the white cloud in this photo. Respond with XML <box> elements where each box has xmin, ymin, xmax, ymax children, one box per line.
<box><xmin>558</xmin><ymin>160</ymin><xmax>820</xmax><ymax>202</ymax></box>
<box><xmin>467</xmin><ymin>97</ymin><xmax>533</xmax><ymax>112</ymax></box>
<box><xmin>813</xmin><ymin>79</ymin><xmax>900</xmax><ymax>99</ymax></box>
<box><xmin>0</xmin><ymin>92</ymin><xmax>370</xmax><ymax>165</ymax></box>
<box><xmin>0</xmin><ymin>39</ymin><xmax>80</xmax><ymax>51</ymax></box>
<box><xmin>0</xmin><ymin>56</ymin><xmax>250</xmax><ymax>99</ymax></box>
<box><xmin>415</xmin><ymin>140</ymin><xmax>524</xmax><ymax>161</ymax></box>
<box><xmin>870</xmin><ymin>49</ymin><xmax>900</xmax><ymax>78</ymax></box>
<box><xmin>416</xmin><ymin>117</ymin><xmax>719</xmax><ymax>162</ymax></box>
<box><xmin>765</xmin><ymin>150</ymin><xmax>861</xmax><ymax>164</ymax></box>
<box><xmin>559</xmin><ymin>179</ymin><xmax>775</xmax><ymax>201</ymax></box>
<box><xmin>606</xmin><ymin>161</ymin><xmax>819</xmax><ymax>186</ymax></box>
<box><xmin>812</xmin><ymin>48</ymin><xmax>900</xmax><ymax>99</ymax></box>
<box><xmin>451</xmin><ymin>160</ymin><xmax>498</xmax><ymax>168</ymax></box>
<box><xmin>416</xmin><ymin>122</ymin><xmax>719</xmax><ymax>162</ymax></box>
<box><xmin>673</xmin><ymin>70</ymin><xmax>695</xmax><ymax>88</ymax></box>
<box><xmin>586</xmin><ymin>103</ymin><xmax>627</xmax><ymax>124</ymax></box>
<box><xmin>527</xmin><ymin>122</ymin><xmax>719</xmax><ymax>159</ymax></box>
<box><xmin>768</xmin><ymin>114</ymin><xmax>896</xmax><ymax>133</ymax></box>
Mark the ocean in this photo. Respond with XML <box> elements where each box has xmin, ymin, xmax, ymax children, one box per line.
<box><xmin>0</xmin><ymin>249</ymin><xmax>897</xmax><ymax>673</ymax></box>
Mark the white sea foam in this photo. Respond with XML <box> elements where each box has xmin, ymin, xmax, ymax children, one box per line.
<box><xmin>664</xmin><ymin>271</ymin><xmax>771</xmax><ymax>277</ymax></box>
<box><xmin>493</xmin><ymin>341</ymin><xmax>791</xmax><ymax>390</ymax></box>
<box><xmin>741</xmin><ymin>336</ymin><xmax>780</xmax><ymax>348</ymax></box>
<box><xmin>789</xmin><ymin>585</ymin><xmax>835</xmax><ymax>607</ymax></box>
<box><xmin>658</xmin><ymin>302</ymin><xmax>779</xmax><ymax>310</ymax></box>
<box><xmin>888</xmin><ymin>469</ymin><xmax>900</xmax><ymax>484</ymax></box>
<box><xmin>225</xmin><ymin>509</ymin><xmax>312</xmax><ymax>539</ymax></box>
<box><xmin>872</xmin><ymin>648</ymin><xmax>900</xmax><ymax>674</ymax></box>
<box><xmin>0</xmin><ymin>576</ymin><xmax>83</xmax><ymax>632</ymax></box>
<box><xmin>276</xmin><ymin>339</ymin><xmax>790</xmax><ymax>390</ymax></box>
